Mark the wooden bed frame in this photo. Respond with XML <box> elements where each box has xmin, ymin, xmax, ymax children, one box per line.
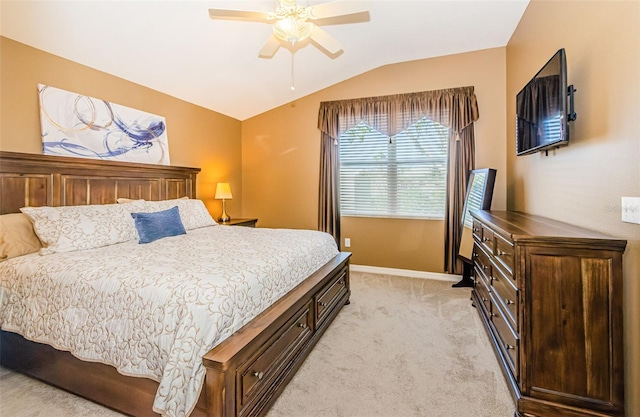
<box><xmin>0</xmin><ymin>151</ymin><xmax>351</xmax><ymax>417</ymax></box>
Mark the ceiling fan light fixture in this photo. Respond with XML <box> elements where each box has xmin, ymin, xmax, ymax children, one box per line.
<box><xmin>273</xmin><ymin>16</ymin><xmax>312</xmax><ymax>45</ymax></box>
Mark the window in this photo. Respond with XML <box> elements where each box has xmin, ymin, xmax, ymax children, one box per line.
<box><xmin>339</xmin><ymin>117</ymin><xmax>448</xmax><ymax>219</ymax></box>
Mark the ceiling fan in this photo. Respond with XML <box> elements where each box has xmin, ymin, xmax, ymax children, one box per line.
<box><xmin>208</xmin><ymin>0</ymin><xmax>370</xmax><ymax>58</ymax></box>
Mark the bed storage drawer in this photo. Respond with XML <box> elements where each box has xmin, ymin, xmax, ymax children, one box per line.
<box><xmin>315</xmin><ymin>266</ymin><xmax>348</xmax><ymax>326</ymax></box>
<box><xmin>238</xmin><ymin>302</ymin><xmax>313</xmax><ymax>416</ymax></box>
<box><xmin>203</xmin><ymin>252</ymin><xmax>352</xmax><ymax>417</ymax></box>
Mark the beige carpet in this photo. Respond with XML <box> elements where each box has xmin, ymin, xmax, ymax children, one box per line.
<box><xmin>0</xmin><ymin>272</ymin><xmax>514</xmax><ymax>417</ymax></box>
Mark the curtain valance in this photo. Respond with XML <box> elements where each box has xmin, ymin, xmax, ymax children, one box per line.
<box><xmin>318</xmin><ymin>86</ymin><xmax>479</xmax><ymax>140</ymax></box>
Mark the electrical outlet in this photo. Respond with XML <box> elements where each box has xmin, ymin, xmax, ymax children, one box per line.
<box><xmin>621</xmin><ymin>197</ymin><xmax>640</xmax><ymax>224</ymax></box>
<box><xmin>344</xmin><ymin>238</ymin><xmax>351</xmax><ymax>248</ymax></box>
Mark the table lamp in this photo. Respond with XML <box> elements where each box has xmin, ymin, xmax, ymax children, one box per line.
<box><xmin>214</xmin><ymin>182</ymin><xmax>232</xmax><ymax>222</ymax></box>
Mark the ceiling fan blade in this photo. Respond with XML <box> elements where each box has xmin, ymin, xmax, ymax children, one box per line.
<box><xmin>309</xmin><ymin>1</ymin><xmax>369</xmax><ymax>20</ymax></box>
<box><xmin>259</xmin><ymin>35</ymin><xmax>281</xmax><ymax>58</ymax></box>
<box><xmin>208</xmin><ymin>8</ymin><xmax>271</xmax><ymax>22</ymax></box>
<box><xmin>309</xmin><ymin>25</ymin><xmax>342</xmax><ymax>55</ymax></box>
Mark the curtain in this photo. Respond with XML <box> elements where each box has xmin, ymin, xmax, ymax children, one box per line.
<box><xmin>318</xmin><ymin>131</ymin><xmax>341</xmax><ymax>244</ymax></box>
<box><xmin>443</xmin><ymin>124</ymin><xmax>476</xmax><ymax>274</ymax></box>
<box><xmin>317</xmin><ymin>87</ymin><xmax>478</xmax><ymax>267</ymax></box>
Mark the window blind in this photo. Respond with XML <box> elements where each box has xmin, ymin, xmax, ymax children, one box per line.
<box><xmin>339</xmin><ymin>117</ymin><xmax>448</xmax><ymax>218</ymax></box>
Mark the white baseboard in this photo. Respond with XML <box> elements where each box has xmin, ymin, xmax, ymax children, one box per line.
<box><xmin>349</xmin><ymin>264</ymin><xmax>461</xmax><ymax>282</ymax></box>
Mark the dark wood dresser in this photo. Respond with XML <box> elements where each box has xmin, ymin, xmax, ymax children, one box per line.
<box><xmin>470</xmin><ymin>210</ymin><xmax>627</xmax><ymax>417</ymax></box>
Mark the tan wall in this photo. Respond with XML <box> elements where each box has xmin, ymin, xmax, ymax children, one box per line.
<box><xmin>506</xmin><ymin>1</ymin><xmax>640</xmax><ymax>413</ymax></box>
<box><xmin>0</xmin><ymin>37</ymin><xmax>243</xmax><ymax>218</ymax></box>
<box><xmin>242</xmin><ymin>48</ymin><xmax>507</xmax><ymax>272</ymax></box>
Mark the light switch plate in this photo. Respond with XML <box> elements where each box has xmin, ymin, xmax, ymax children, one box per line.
<box><xmin>621</xmin><ymin>197</ymin><xmax>640</xmax><ymax>224</ymax></box>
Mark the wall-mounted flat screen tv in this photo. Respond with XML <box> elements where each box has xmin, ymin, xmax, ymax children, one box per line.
<box><xmin>516</xmin><ymin>48</ymin><xmax>576</xmax><ymax>156</ymax></box>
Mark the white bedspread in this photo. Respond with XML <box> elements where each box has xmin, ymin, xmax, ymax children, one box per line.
<box><xmin>0</xmin><ymin>225</ymin><xmax>339</xmax><ymax>417</ymax></box>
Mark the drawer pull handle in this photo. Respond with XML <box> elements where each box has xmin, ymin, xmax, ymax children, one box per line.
<box><xmin>254</xmin><ymin>371</ymin><xmax>264</xmax><ymax>380</ymax></box>
<box><xmin>492</xmin><ymin>276</ymin><xmax>498</xmax><ymax>282</ymax></box>
<box><xmin>506</xmin><ymin>344</ymin><xmax>515</xmax><ymax>350</ymax></box>
<box><xmin>472</xmin><ymin>253</ymin><xmax>479</xmax><ymax>258</ymax></box>
<box><xmin>497</xmin><ymin>250</ymin><xmax>507</xmax><ymax>256</ymax></box>
<box><xmin>481</xmin><ymin>297</ymin><xmax>488</xmax><ymax>302</ymax></box>
<box><xmin>482</xmin><ymin>265</ymin><xmax>488</xmax><ymax>270</ymax></box>
<box><xmin>339</xmin><ymin>280</ymin><xmax>346</xmax><ymax>285</ymax></box>
<box><xmin>482</xmin><ymin>237</ymin><xmax>490</xmax><ymax>242</ymax></box>
<box><xmin>506</xmin><ymin>299</ymin><xmax>514</xmax><ymax>305</ymax></box>
<box><xmin>473</xmin><ymin>228</ymin><xmax>479</xmax><ymax>232</ymax></box>
<box><xmin>319</xmin><ymin>301</ymin><xmax>327</xmax><ymax>307</ymax></box>
<box><xmin>298</xmin><ymin>322</ymin><xmax>308</xmax><ymax>329</ymax></box>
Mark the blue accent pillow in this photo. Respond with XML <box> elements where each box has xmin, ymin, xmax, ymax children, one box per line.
<box><xmin>131</xmin><ymin>206</ymin><xmax>186</xmax><ymax>244</ymax></box>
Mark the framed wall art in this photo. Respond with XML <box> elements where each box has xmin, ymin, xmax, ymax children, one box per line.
<box><xmin>38</xmin><ymin>84</ymin><xmax>170</xmax><ymax>165</ymax></box>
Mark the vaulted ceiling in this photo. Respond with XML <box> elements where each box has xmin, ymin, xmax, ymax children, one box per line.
<box><xmin>0</xmin><ymin>1</ymin><xmax>529</xmax><ymax>120</ymax></box>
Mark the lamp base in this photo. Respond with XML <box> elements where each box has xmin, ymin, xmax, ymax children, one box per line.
<box><xmin>218</xmin><ymin>199</ymin><xmax>230</xmax><ymax>223</ymax></box>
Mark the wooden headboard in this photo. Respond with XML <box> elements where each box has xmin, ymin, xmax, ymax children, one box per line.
<box><xmin>0</xmin><ymin>151</ymin><xmax>200</xmax><ymax>214</ymax></box>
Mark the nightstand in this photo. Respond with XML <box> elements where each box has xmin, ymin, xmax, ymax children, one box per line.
<box><xmin>218</xmin><ymin>218</ymin><xmax>258</xmax><ymax>227</ymax></box>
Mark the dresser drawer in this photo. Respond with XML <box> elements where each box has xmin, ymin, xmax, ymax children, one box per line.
<box><xmin>316</xmin><ymin>267</ymin><xmax>348</xmax><ymax>326</ymax></box>
<box><xmin>478</xmin><ymin>223</ymin><xmax>495</xmax><ymax>253</ymax></box>
<box><xmin>472</xmin><ymin>220</ymin><xmax>483</xmax><ymax>242</ymax></box>
<box><xmin>474</xmin><ymin>276</ymin><xmax>492</xmax><ymax>317</ymax></box>
<box><xmin>238</xmin><ymin>303</ymin><xmax>313</xmax><ymax>415</ymax></box>
<box><xmin>473</xmin><ymin>246</ymin><xmax>493</xmax><ymax>289</ymax></box>
<box><xmin>494</xmin><ymin>234</ymin><xmax>514</xmax><ymax>277</ymax></box>
<box><xmin>490</xmin><ymin>295</ymin><xmax>519</xmax><ymax>380</ymax></box>
<box><xmin>490</xmin><ymin>265</ymin><xmax>518</xmax><ymax>331</ymax></box>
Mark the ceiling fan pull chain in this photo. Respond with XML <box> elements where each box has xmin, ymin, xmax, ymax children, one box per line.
<box><xmin>290</xmin><ymin>52</ymin><xmax>295</xmax><ymax>91</ymax></box>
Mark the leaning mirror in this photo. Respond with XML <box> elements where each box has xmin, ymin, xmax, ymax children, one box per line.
<box><xmin>453</xmin><ymin>168</ymin><xmax>496</xmax><ymax>287</ymax></box>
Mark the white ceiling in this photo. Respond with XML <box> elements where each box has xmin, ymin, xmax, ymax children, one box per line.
<box><xmin>1</xmin><ymin>0</ymin><xmax>529</xmax><ymax>121</ymax></box>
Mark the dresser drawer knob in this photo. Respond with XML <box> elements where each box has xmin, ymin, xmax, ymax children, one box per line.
<box><xmin>339</xmin><ymin>280</ymin><xmax>346</xmax><ymax>285</ymax></box>
<box><xmin>506</xmin><ymin>344</ymin><xmax>515</xmax><ymax>350</ymax></box>
<box><xmin>473</xmin><ymin>228</ymin><xmax>479</xmax><ymax>232</ymax></box>
<box><xmin>254</xmin><ymin>371</ymin><xmax>264</xmax><ymax>380</ymax></box>
<box><xmin>497</xmin><ymin>250</ymin><xmax>507</xmax><ymax>256</ymax></box>
<box><xmin>482</xmin><ymin>265</ymin><xmax>488</xmax><ymax>270</ymax></box>
<box><xmin>481</xmin><ymin>297</ymin><xmax>488</xmax><ymax>302</ymax></box>
<box><xmin>319</xmin><ymin>301</ymin><xmax>327</xmax><ymax>307</ymax></box>
<box><xmin>490</xmin><ymin>313</ymin><xmax>497</xmax><ymax>318</ymax></box>
<box><xmin>492</xmin><ymin>276</ymin><xmax>498</xmax><ymax>282</ymax></box>
<box><xmin>298</xmin><ymin>322</ymin><xmax>308</xmax><ymax>329</ymax></box>
<box><xmin>482</xmin><ymin>237</ymin><xmax>490</xmax><ymax>242</ymax></box>
<box><xmin>506</xmin><ymin>299</ymin><xmax>514</xmax><ymax>305</ymax></box>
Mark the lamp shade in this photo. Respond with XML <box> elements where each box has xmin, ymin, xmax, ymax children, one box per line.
<box><xmin>214</xmin><ymin>182</ymin><xmax>233</xmax><ymax>200</ymax></box>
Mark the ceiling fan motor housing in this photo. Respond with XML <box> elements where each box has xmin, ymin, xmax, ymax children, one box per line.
<box><xmin>271</xmin><ymin>1</ymin><xmax>312</xmax><ymax>44</ymax></box>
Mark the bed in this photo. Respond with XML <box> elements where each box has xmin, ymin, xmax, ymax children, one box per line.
<box><xmin>0</xmin><ymin>151</ymin><xmax>351</xmax><ymax>417</ymax></box>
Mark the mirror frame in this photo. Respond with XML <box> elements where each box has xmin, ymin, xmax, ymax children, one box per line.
<box><xmin>458</xmin><ymin>168</ymin><xmax>497</xmax><ymax>262</ymax></box>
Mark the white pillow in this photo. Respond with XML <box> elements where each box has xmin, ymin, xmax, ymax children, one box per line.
<box><xmin>116</xmin><ymin>197</ymin><xmax>188</xmax><ymax>204</ymax></box>
<box><xmin>20</xmin><ymin>203</ymin><xmax>141</xmax><ymax>255</ymax></box>
<box><xmin>116</xmin><ymin>197</ymin><xmax>143</xmax><ymax>204</ymax></box>
<box><xmin>142</xmin><ymin>199</ymin><xmax>216</xmax><ymax>230</ymax></box>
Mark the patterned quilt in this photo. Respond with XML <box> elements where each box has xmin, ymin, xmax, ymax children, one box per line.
<box><xmin>0</xmin><ymin>225</ymin><xmax>339</xmax><ymax>417</ymax></box>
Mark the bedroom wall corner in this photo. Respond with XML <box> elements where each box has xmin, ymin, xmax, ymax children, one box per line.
<box><xmin>0</xmin><ymin>36</ymin><xmax>243</xmax><ymax>218</ymax></box>
<box><xmin>506</xmin><ymin>1</ymin><xmax>640</xmax><ymax>414</ymax></box>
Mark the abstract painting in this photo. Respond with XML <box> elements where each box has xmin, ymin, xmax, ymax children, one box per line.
<box><xmin>38</xmin><ymin>84</ymin><xmax>170</xmax><ymax>165</ymax></box>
